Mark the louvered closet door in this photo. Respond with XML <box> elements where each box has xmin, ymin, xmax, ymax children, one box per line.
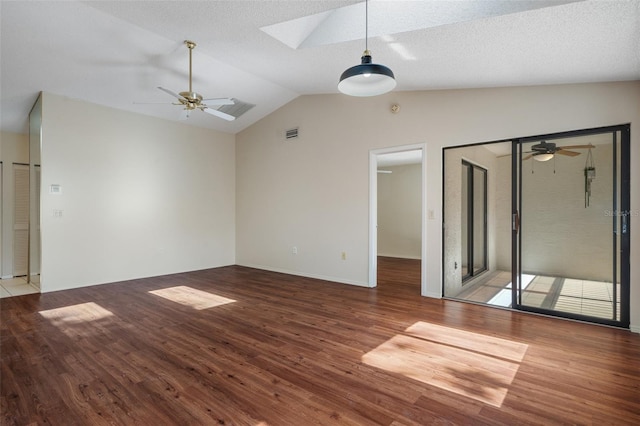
<box><xmin>31</xmin><ymin>166</ymin><xmax>41</xmax><ymax>278</ymax></box>
<box><xmin>14</xmin><ymin>164</ymin><xmax>29</xmax><ymax>276</ymax></box>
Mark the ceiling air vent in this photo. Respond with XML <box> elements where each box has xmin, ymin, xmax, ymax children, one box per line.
<box><xmin>213</xmin><ymin>98</ymin><xmax>255</xmax><ymax>119</ymax></box>
<box><xmin>285</xmin><ymin>128</ymin><xmax>299</xmax><ymax>140</ymax></box>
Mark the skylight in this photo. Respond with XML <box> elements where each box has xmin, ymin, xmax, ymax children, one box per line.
<box><xmin>261</xmin><ymin>0</ymin><xmax>582</xmax><ymax>49</ymax></box>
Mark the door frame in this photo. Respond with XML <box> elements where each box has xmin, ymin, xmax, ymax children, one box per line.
<box><xmin>369</xmin><ymin>143</ymin><xmax>427</xmax><ymax>294</ymax></box>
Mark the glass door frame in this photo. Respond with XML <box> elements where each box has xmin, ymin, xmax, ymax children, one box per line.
<box><xmin>512</xmin><ymin>124</ymin><xmax>631</xmax><ymax>328</ymax></box>
<box><xmin>461</xmin><ymin>160</ymin><xmax>488</xmax><ymax>282</ymax></box>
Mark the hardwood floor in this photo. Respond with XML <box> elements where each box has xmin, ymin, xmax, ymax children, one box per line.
<box><xmin>376</xmin><ymin>256</ymin><xmax>421</xmax><ymax>291</ymax></box>
<box><xmin>2</xmin><ymin>263</ymin><xmax>639</xmax><ymax>425</ymax></box>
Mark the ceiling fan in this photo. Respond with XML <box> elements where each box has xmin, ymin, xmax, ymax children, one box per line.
<box><xmin>153</xmin><ymin>40</ymin><xmax>236</xmax><ymax>121</ymax></box>
<box><xmin>523</xmin><ymin>141</ymin><xmax>595</xmax><ymax>161</ymax></box>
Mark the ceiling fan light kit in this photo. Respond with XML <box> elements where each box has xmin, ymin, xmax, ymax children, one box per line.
<box><xmin>338</xmin><ymin>0</ymin><xmax>396</xmax><ymax>97</ymax></box>
<box><xmin>524</xmin><ymin>141</ymin><xmax>594</xmax><ymax>162</ymax></box>
<box><xmin>533</xmin><ymin>153</ymin><xmax>554</xmax><ymax>162</ymax></box>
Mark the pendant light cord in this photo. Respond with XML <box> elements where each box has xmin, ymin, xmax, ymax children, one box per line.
<box><xmin>365</xmin><ymin>0</ymin><xmax>368</xmax><ymax>52</ymax></box>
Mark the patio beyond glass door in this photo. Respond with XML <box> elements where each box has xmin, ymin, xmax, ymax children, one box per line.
<box><xmin>513</xmin><ymin>126</ymin><xmax>630</xmax><ymax>327</ymax></box>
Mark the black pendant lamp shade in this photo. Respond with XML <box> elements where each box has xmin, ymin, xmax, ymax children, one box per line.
<box><xmin>338</xmin><ymin>50</ymin><xmax>396</xmax><ymax>97</ymax></box>
<box><xmin>338</xmin><ymin>0</ymin><xmax>396</xmax><ymax>97</ymax></box>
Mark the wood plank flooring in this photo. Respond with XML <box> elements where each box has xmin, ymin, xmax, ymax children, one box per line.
<box><xmin>2</xmin><ymin>261</ymin><xmax>639</xmax><ymax>425</ymax></box>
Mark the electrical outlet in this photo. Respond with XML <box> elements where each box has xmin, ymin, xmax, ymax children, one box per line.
<box><xmin>341</xmin><ymin>251</ymin><xmax>347</xmax><ymax>260</ymax></box>
<box><xmin>292</xmin><ymin>246</ymin><xmax>298</xmax><ymax>255</ymax></box>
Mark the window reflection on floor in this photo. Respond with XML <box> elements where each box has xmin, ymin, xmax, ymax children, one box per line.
<box><xmin>39</xmin><ymin>302</ymin><xmax>116</xmax><ymax>337</ymax></box>
<box><xmin>149</xmin><ymin>286</ymin><xmax>236</xmax><ymax>310</ymax></box>
<box><xmin>362</xmin><ymin>322</ymin><xmax>528</xmax><ymax>407</ymax></box>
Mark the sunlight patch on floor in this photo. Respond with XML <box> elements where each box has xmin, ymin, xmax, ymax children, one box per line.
<box><xmin>39</xmin><ymin>302</ymin><xmax>114</xmax><ymax>326</ymax></box>
<box><xmin>362</xmin><ymin>322</ymin><xmax>528</xmax><ymax>408</ymax></box>
<box><xmin>149</xmin><ymin>286</ymin><xmax>236</xmax><ymax>310</ymax></box>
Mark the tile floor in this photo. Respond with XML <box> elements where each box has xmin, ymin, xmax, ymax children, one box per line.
<box><xmin>453</xmin><ymin>270</ymin><xmax>620</xmax><ymax>321</ymax></box>
<box><xmin>0</xmin><ymin>277</ymin><xmax>40</xmax><ymax>298</ymax></box>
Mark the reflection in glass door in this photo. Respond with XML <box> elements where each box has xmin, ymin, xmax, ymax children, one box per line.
<box><xmin>461</xmin><ymin>161</ymin><xmax>487</xmax><ymax>281</ymax></box>
<box><xmin>514</xmin><ymin>126</ymin><xmax>630</xmax><ymax>327</ymax></box>
<box><xmin>442</xmin><ymin>142</ymin><xmax>512</xmax><ymax>305</ymax></box>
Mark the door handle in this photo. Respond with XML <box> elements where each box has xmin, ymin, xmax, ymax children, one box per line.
<box><xmin>512</xmin><ymin>211</ymin><xmax>520</xmax><ymax>232</ymax></box>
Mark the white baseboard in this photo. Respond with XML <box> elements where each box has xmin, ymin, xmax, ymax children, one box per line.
<box><xmin>237</xmin><ymin>263</ymin><xmax>370</xmax><ymax>288</ymax></box>
<box><xmin>422</xmin><ymin>291</ymin><xmax>442</xmax><ymax>299</ymax></box>
<box><xmin>1</xmin><ymin>275</ymin><xmax>14</xmax><ymax>280</ymax></box>
<box><xmin>630</xmin><ymin>324</ymin><xmax>640</xmax><ymax>334</ymax></box>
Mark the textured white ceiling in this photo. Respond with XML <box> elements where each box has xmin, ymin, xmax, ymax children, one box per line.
<box><xmin>1</xmin><ymin>0</ymin><xmax>638</xmax><ymax>135</ymax></box>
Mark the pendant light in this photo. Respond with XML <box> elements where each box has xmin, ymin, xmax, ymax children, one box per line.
<box><xmin>338</xmin><ymin>0</ymin><xmax>396</xmax><ymax>97</ymax></box>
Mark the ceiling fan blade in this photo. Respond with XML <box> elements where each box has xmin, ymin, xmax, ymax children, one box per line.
<box><xmin>202</xmin><ymin>107</ymin><xmax>235</xmax><ymax>121</ymax></box>
<box><xmin>522</xmin><ymin>154</ymin><xmax>533</xmax><ymax>161</ymax></box>
<box><xmin>556</xmin><ymin>150</ymin><xmax>581</xmax><ymax>157</ymax></box>
<box><xmin>133</xmin><ymin>101</ymin><xmax>173</xmax><ymax>105</ymax></box>
<box><xmin>202</xmin><ymin>98</ymin><xmax>235</xmax><ymax>106</ymax></box>
<box><xmin>158</xmin><ymin>86</ymin><xmax>183</xmax><ymax>100</ymax></box>
<box><xmin>557</xmin><ymin>144</ymin><xmax>595</xmax><ymax>150</ymax></box>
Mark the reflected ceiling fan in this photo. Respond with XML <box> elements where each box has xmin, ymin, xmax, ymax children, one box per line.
<box><xmin>524</xmin><ymin>141</ymin><xmax>595</xmax><ymax>161</ymax></box>
<box><xmin>147</xmin><ymin>40</ymin><xmax>237</xmax><ymax>121</ymax></box>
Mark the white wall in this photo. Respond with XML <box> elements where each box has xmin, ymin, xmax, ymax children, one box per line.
<box><xmin>0</xmin><ymin>131</ymin><xmax>29</xmax><ymax>278</ymax></box>
<box><xmin>236</xmin><ymin>81</ymin><xmax>640</xmax><ymax>331</ymax></box>
<box><xmin>377</xmin><ymin>164</ymin><xmax>421</xmax><ymax>259</ymax></box>
<box><xmin>40</xmin><ymin>93</ymin><xmax>236</xmax><ymax>292</ymax></box>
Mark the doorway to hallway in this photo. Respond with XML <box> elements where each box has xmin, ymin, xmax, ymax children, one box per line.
<box><xmin>369</xmin><ymin>145</ymin><xmax>426</xmax><ymax>294</ymax></box>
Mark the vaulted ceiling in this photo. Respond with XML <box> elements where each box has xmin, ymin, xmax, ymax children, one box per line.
<box><xmin>1</xmin><ymin>1</ymin><xmax>638</xmax><ymax>135</ymax></box>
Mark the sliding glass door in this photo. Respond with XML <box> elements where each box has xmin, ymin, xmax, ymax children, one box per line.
<box><xmin>443</xmin><ymin>125</ymin><xmax>630</xmax><ymax>328</ymax></box>
<box><xmin>513</xmin><ymin>125</ymin><xmax>630</xmax><ymax>327</ymax></box>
